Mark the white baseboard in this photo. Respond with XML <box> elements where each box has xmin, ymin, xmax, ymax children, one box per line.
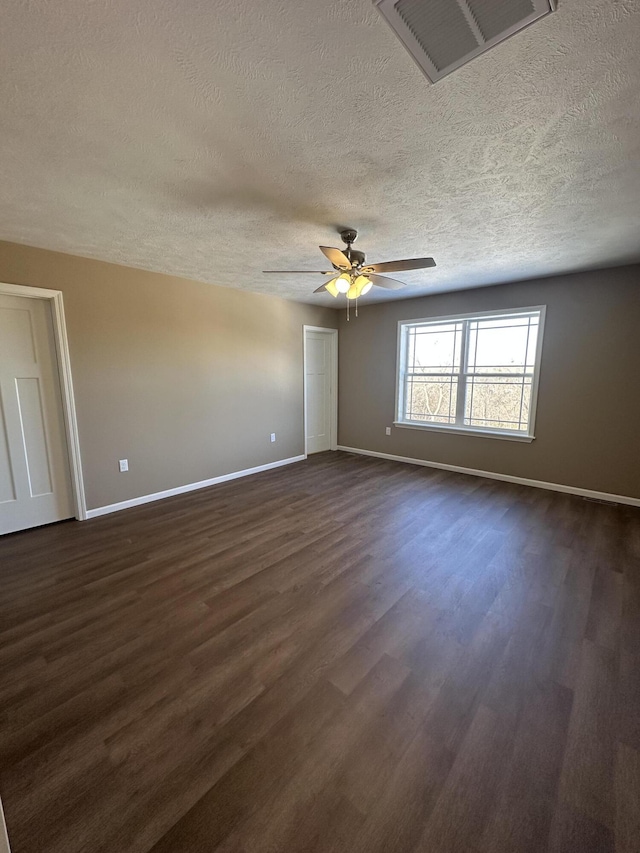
<box><xmin>337</xmin><ymin>445</ymin><xmax>640</xmax><ymax>508</ymax></box>
<box><xmin>0</xmin><ymin>798</ymin><xmax>10</xmax><ymax>853</ymax></box>
<box><xmin>86</xmin><ymin>455</ymin><xmax>307</xmax><ymax>519</ymax></box>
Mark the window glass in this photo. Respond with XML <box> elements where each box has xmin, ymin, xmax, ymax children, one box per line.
<box><xmin>398</xmin><ymin>309</ymin><xmax>544</xmax><ymax>438</ymax></box>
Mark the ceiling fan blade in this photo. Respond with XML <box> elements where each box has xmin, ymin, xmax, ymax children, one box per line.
<box><xmin>263</xmin><ymin>270</ymin><xmax>334</xmax><ymax>275</ymax></box>
<box><xmin>368</xmin><ymin>273</ymin><xmax>407</xmax><ymax>290</ymax></box>
<box><xmin>319</xmin><ymin>246</ymin><xmax>352</xmax><ymax>270</ymax></box>
<box><xmin>362</xmin><ymin>257</ymin><xmax>436</xmax><ymax>274</ymax></box>
<box><xmin>313</xmin><ymin>282</ymin><xmax>330</xmax><ymax>293</ymax></box>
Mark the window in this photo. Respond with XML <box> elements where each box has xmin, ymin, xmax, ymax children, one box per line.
<box><xmin>396</xmin><ymin>307</ymin><xmax>545</xmax><ymax>440</ymax></box>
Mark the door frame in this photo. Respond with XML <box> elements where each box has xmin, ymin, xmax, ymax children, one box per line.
<box><xmin>303</xmin><ymin>326</ymin><xmax>338</xmax><ymax>456</ymax></box>
<box><xmin>0</xmin><ymin>796</ymin><xmax>10</xmax><ymax>853</ymax></box>
<box><xmin>0</xmin><ymin>282</ymin><xmax>87</xmax><ymax>521</ymax></box>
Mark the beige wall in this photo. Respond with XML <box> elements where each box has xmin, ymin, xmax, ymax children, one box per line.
<box><xmin>0</xmin><ymin>240</ymin><xmax>336</xmax><ymax>510</ymax></box>
<box><xmin>338</xmin><ymin>265</ymin><xmax>640</xmax><ymax>500</ymax></box>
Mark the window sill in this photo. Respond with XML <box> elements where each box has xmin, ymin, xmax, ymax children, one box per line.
<box><xmin>393</xmin><ymin>421</ymin><xmax>535</xmax><ymax>443</ymax></box>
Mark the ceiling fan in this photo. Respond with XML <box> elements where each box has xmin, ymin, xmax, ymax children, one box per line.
<box><xmin>263</xmin><ymin>229</ymin><xmax>436</xmax><ymax>309</ymax></box>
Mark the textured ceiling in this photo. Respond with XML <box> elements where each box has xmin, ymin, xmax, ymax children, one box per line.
<box><xmin>1</xmin><ymin>0</ymin><xmax>639</xmax><ymax>304</ymax></box>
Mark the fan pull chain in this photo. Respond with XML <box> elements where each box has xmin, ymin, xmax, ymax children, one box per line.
<box><xmin>346</xmin><ymin>299</ymin><xmax>350</xmax><ymax>322</ymax></box>
<box><xmin>355</xmin><ymin>295</ymin><xmax>358</xmax><ymax>318</ymax></box>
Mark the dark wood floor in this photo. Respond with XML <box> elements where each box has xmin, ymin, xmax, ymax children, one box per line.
<box><xmin>1</xmin><ymin>452</ymin><xmax>639</xmax><ymax>853</ymax></box>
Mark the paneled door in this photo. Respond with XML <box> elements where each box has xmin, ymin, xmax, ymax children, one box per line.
<box><xmin>0</xmin><ymin>293</ymin><xmax>74</xmax><ymax>534</ymax></box>
<box><xmin>304</xmin><ymin>328</ymin><xmax>337</xmax><ymax>454</ymax></box>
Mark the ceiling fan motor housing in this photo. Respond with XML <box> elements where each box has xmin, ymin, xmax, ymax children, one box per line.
<box><xmin>345</xmin><ymin>248</ymin><xmax>365</xmax><ymax>268</ymax></box>
<box><xmin>338</xmin><ymin>229</ymin><xmax>365</xmax><ymax>268</ymax></box>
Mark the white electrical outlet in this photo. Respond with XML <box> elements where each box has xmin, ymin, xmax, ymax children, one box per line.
<box><xmin>119</xmin><ymin>459</ymin><xmax>129</xmax><ymax>472</ymax></box>
<box><xmin>385</xmin><ymin>427</ymin><xmax>392</xmax><ymax>436</ymax></box>
<box><xmin>270</xmin><ymin>433</ymin><xmax>276</xmax><ymax>443</ymax></box>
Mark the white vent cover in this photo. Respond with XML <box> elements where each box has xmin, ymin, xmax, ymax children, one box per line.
<box><xmin>374</xmin><ymin>0</ymin><xmax>557</xmax><ymax>82</ymax></box>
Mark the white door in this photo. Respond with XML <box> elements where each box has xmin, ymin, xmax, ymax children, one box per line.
<box><xmin>0</xmin><ymin>294</ymin><xmax>74</xmax><ymax>534</ymax></box>
<box><xmin>305</xmin><ymin>329</ymin><xmax>336</xmax><ymax>454</ymax></box>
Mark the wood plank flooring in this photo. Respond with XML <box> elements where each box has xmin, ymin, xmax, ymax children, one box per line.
<box><xmin>0</xmin><ymin>451</ymin><xmax>639</xmax><ymax>853</ymax></box>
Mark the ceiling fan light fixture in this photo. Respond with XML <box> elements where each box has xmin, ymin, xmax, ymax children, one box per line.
<box><xmin>353</xmin><ymin>274</ymin><xmax>373</xmax><ymax>296</ymax></box>
<box><xmin>324</xmin><ymin>277</ymin><xmax>340</xmax><ymax>298</ymax></box>
<box><xmin>335</xmin><ymin>273</ymin><xmax>351</xmax><ymax>294</ymax></box>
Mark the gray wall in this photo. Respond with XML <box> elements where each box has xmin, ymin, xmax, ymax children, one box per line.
<box><xmin>0</xmin><ymin>240</ymin><xmax>336</xmax><ymax>510</ymax></box>
<box><xmin>338</xmin><ymin>265</ymin><xmax>640</xmax><ymax>500</ymax></box>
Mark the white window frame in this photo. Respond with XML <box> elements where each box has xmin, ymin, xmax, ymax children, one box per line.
<box><xmin>395</xmin><ymin>306</ymin><xmax>546</xmax><ymax>442</ymax></box>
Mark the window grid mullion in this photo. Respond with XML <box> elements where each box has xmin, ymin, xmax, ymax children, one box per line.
<box><xmin>402</xmin><ymin>328</ymin><xmax>412</xmax><ymax>420</ymax></box>
<box><xmin>518</xmin><ymin>318</ymin><xmax>532</xmax><ymax>428</ymax></box>
<box><xmin>455</xmin><ymin>319</ymin><xmax>469</xmax><ymax>426</ymax></box>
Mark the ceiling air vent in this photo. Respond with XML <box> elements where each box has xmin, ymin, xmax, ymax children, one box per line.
<box><xmin>374</xmin><ymin>0</ymin><xmax>557</xmax><ymax>83</ymax></box>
